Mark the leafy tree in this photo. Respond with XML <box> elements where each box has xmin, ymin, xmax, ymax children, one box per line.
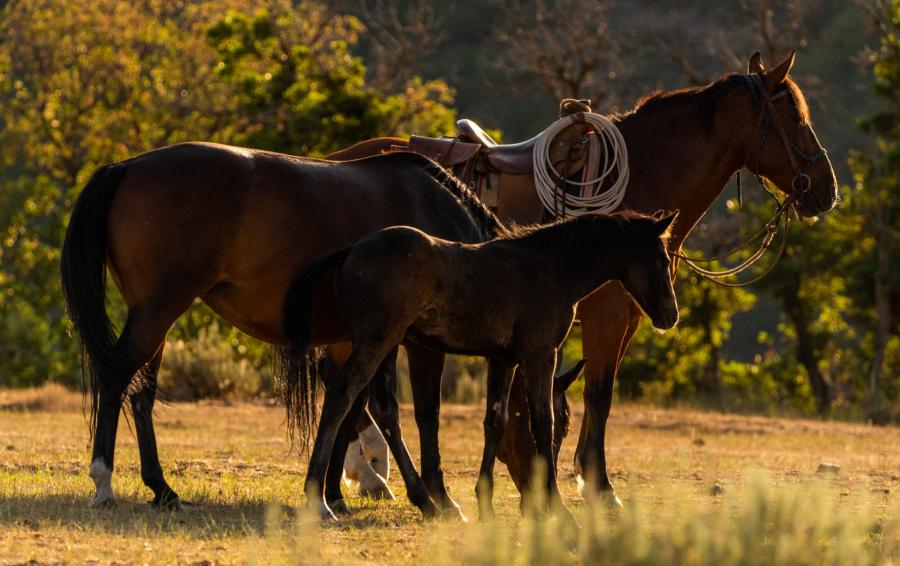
<box><xmin>205</xmin><ymin>2</ymin><xmax>456</xmax><ymax>156</ymax></box>
<box><xmin>0</xmin><ymin>0</ymin><xmax>457</xmax><ymax>388</ymax></box>
<box><xmin>618</xmin><ymin>263</ymin><xmax>756</xmax><ymax>408</ymax></box>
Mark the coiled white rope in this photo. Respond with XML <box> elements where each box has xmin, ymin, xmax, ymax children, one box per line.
<box><xmin>532</xmin><ymin>112</ymin><xmax>629</xmax><ymax>216</ymax></box>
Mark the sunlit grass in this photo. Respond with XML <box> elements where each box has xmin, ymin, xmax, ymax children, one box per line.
<box><xmin>0</xmin><ymin>390</ymin><xmax>897</xmax><ymax>564</ymax></box>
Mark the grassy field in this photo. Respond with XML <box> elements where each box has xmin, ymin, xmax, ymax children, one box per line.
<box><xmin>0</xmin><ymin>385</ymin><xmax>897</xmax><ymax>565</ymax></box>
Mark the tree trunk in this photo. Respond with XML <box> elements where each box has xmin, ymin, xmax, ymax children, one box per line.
<box><xmin>784</xmin><ymin>299</ymin><xmax>831</xmax><ymax>415</ymax></box>
<box><xmin>869</xmin><ymin>202</ymin><xmax>891</xmax><ymax>412</ymax></box>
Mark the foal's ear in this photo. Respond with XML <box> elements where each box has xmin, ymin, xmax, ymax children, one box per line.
<box><xmin>764</xmin><ymin>50</ymin><xmax>796</xmax><ymax>90</ymax></box>
<box><xmin>748</xmin><ymin>51</ymin><xmax>765</xmax><ymax>74</ymax></box>
<box><xmin>555</xmin><ymin>359</ymin><xmax>587</xmax><ymax>392</ymax></box>
<box><xmin>651</xmin><ymin>210</ymin><xmax>679</xmax><ymax>238</ymax></box>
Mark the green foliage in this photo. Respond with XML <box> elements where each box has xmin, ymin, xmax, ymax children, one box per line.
<box><xmin>0</xmin><ymin>0</ymin><xmax>456</xmax><ymax>390</ymax></box>
<box><xmin>420</xmin><ymin>474</ymin><xmax>898</xmax><ymax>566</ymax></box>
<box><xmin>205</xmin><ymin>3</ymin><xmax>456</xmax><ymax>155</ymax></box>
<box><xmin>158</xmin><ymin>322</ymin><xmax>268</xmax><ymax>401</ymax></box>
<box><xmin>618</xmin><ymin>262</ymin><xmax>756</xmax><ymax>408</ymax></box>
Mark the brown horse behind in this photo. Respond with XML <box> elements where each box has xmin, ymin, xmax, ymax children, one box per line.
<box><xmin>327</xmin><ymin>51</ymin><xmax>839</xmax><ymax>503</ymax></box>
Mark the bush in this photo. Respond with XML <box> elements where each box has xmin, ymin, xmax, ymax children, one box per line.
<box><xmin>158</xmin><ymin>322</ymin><xmax>268</xmax><ymax>401</ymax></box>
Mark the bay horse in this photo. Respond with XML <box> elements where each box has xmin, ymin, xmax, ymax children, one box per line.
<box><xmin>325</xmin><ymin>51</ymin><xmax>839</xmax><ymax>504</ymax></box>
<box><xmin>60</xmin><ymin>146</ymin><xmax>505</xmax><ymax>516</ymax></box>
<box><xmin>282</xmin><ymin>211</ymin><xmax>680</xmax><ymax>520</ymax></box>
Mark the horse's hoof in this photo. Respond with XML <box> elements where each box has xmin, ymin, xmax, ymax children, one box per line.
<box><xmin>477</xmin><ymin>507</ymin><xmax>494</xmax><ymax>523</ymax></box>
<box><xmin>89</xmin><ymin>494</ymin><xmax>117</xmax><ymax>509</ymax></box>
<box><xmin>359</xmin><ymin>480</ymin><xmax>395</xmax><ymax>501</ymax></box>
<box><xmin>151</xmin><ymin>494</ymin><xmax>182</xmax><ymax>511</ymax></box>
<box><xmin>315</xmin><ymin>501</ymin><xmax>338</xmax><ymax>522</ymax></box>
<box><xmin>328</xmin><ymin>498</ymin><xmax>352</xmax><ymax>516</ymax></box>
<box><xmin>442</xmin><ymin>503</ymin><xmax>469</xmax><ymax>523</ymax></box>
<box><xmin>601</xmin><ymin>490</ymin><xmax>623</xmax><ymax>509</ymax></box>
<box><xmin>557</xmin><ymin>507</ymin><xmax>580</xmax><ymax>529</ymax></box>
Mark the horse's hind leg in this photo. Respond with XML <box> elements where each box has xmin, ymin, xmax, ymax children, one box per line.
<box><xmin>89</xmin><ymin>302</ymin><xmax>183</xmax><ymax>508</ymax></box>
<box><xmin>367</xmin><ymin>347</ymin><xmax>437</xmax><ymax>518</ymax></box>
<box><xmin>305</xmin><ymin>339</ymin><xmax>396</xmax><ymax>520</ymax></box>
<box><xmin>475</xmin><ymin>357</ymin><xmax>517</xmax><ymax>520</ymax></box>
<box><xmin>406</xmin><ymin>345</ymin><xmax>465</xmax><ymax>519</ymax></box>
<box><xmin>129</xmin><ymin>345</ymin><xmax>180</xmax><ymax>509</ymax></box>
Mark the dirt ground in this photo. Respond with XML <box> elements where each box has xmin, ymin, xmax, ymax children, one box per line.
<box><xmin>0</xmin><ymin>388</ymin><xmax>897</xmax><ymax>564</ymax></box>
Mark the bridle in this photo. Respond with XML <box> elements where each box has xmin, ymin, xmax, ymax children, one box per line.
<box><xmin>674</xmin><ymin>72</ymin><xmax>828</xmax><ymax>287</ymax></box>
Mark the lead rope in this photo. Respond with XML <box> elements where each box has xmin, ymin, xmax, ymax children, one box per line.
<box><xmin>672</xmin><ymin>73</ymin><xmax>820</xmax><ymax>287</ymax></box>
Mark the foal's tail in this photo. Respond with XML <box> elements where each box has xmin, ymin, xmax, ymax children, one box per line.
<box><xmin>278</xmin><ymin>246</ymin><xmax>352</xmax><ymax>451</ymax></box>
<box><xmin>60</xmin><ymin>162</ymin><xmax>130</xmax><ymax>436</ymax></box>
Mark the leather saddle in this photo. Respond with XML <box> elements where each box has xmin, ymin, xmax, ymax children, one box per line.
<box><xmin>406</xmin><ymin>99</ymin><xmax>593</xmax><ymax>203</ymax></box>
<box><xmin>408</xmin><ymin>119</ymin><xmax>537</xmax><ymax>175</ymax></box>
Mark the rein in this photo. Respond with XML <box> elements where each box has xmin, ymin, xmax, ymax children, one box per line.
<box><xmin>674</xmin><ymin>73</ymin><xmax>827</xmax><ymax>287</ymax></box>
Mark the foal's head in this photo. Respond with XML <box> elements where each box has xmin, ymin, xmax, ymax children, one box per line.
<box><xmin>600</xmin><ymin>210</ymin><xmax>680</xmax><ymax>330</ymax></box>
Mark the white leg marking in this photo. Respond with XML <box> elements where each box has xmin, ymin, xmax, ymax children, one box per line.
<box><xmin>358</xmin><ymin>425</ymin><xmax>390</xmax><ymax>480</ymax></box>
<box><xmin>88</xmin><ymin>459</ymin><xmax>116</xmax><ymax>508</ymax></box>
<box><xmin>342</xmin><ymin>440</ymin><xmax>366</xmax><ymax>483</ymax></box>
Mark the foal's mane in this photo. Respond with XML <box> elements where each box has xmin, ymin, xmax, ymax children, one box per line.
<box><xmin>377</xmin><ymin>152</ymin><xmax>507</xmax><ymax>240</ymax></box>
<box><xmin>619</xmin><ymin>73</ymin><xmax>811</xmax><ymax>134</ymax></box>
<box><xmin>499</xmin><ymin>210</ymin><xmax>666</xmax><ymax>249</ymax></box>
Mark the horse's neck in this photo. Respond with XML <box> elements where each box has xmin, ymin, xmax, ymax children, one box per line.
<box><xmin>521</xmin><ymin>229</ymin><xmax>629</xmax><ymax>304</ymax></box>
<box><xmin>616</xmin><ymin>98</ymin><xmax>754</xmax><ymax>248</ymax></box>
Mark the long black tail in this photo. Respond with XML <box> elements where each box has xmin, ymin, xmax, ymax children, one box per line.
<box><xmin>277</xmin><ymin>246</ymin><xmax>352</xmax><ymax>451</ymax></box>
<box><xmin>60</xmin><ymin>162</ymin><xmax>129</xmax><ymax>436</ymax></box>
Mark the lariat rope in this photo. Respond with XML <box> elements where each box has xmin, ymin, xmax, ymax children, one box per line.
<box><xmin>532</xmin><ymin>112</ymin><xmax>629</xmax><ymax>216</ymax></box>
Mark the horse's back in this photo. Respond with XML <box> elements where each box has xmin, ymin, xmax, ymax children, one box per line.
<box><xmin>103</xmin><ymin>143</ymin><xmax>484</xmax><ymax>342</ymax></box>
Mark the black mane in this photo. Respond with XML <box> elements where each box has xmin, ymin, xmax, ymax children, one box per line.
<box><xmin>376</xmin><ymin>152</ymin><xmax>507</xmax><ymax>241</ymax></box>
<box><xmin>619</xmin><ymin>73</ymin><xmax>811</xmax><ymax>135</ymax></box>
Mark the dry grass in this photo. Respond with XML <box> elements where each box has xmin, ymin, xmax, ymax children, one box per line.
<box><xmin>0</xmin><ymin>382</ymin><xmax>82</xmax><ymax>413</ymax></box>
<box><xmin>0</xmin><ymin>392</ymin><xmax>897</xmax><ymax>565</ymax></box>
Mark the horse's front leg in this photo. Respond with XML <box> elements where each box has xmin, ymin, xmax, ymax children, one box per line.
<box><xmin>475</xmin><ymin>356</ymin><xmax>517</xmax><ymax>520</ymax></box>
<box><xmin>304</xmin><ymin>341</ymin><xmax>394</xmax><ymax>520</ymax></box>
<box><xmin>520</xmin><ymin>349</ymin><xmax>572</xmax><ymax>519</ymax></box>
<box><xmin>129</xmin><ymin>345</ymin><xmax>181</xmax><ymax>509</ymax></box>
<box><xmin>575</xmin><ymin>285</ymin><xmax>642</xmax><ymax>506</ymax></box>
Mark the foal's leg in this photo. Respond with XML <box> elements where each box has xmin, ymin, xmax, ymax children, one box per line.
<box><xmin>129</xmin><ymin>345</ymin><xmax>181</xmax><ymax>509</ymax></box>
<box><xmin>89</xmin><ymin>302</ymin><xmax>183</xmax><ymax>508</ymax></box>
<box><xmin>367</xmin><ymin>348</ymin><xmax>439</xmax><ymax>518</ymax></box>
<box><xmin>475</xmin><ymin>357</ymin><xmax>518</xmax><ymax>520</ymax></box>
<box><xmin>324</xmin><ymin>389</ymin><xmax>368</xmax><ymax>515</ymax></box>
<box><xmin>305</xmin><ymin>340</ymin><xmax>396</xmax><ymax>520</ymax></box>
<box><xmin>406</xmin><ymin>345</ymin><xmax>464</xmax><ymax>519</ymax></box>
<box><xmin>521</xmin><ymin>350</ymin><xmax>571</xmax><ymax>517</ymax></box>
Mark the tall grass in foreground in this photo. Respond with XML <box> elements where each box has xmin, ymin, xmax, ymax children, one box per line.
<box><xmin>250</xmin><ymin>474</ymin><xmax>898</xmax><ymax>565</ymax></box>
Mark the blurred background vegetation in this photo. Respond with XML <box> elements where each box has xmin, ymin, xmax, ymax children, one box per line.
<box><xmin>0</xmin><ymin>0</ymin><xmax>897</xmax><ymax>422</ymax></box>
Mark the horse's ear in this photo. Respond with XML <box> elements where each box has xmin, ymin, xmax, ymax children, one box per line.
<box><xmin>764</xmin><ymin>50</ymin><xmax>796</xmax><ymax>90</ymax></box>
<box><xmin>748</xmin><ymin>51</ymin><xmax>765</xmax><ymax>74</ymax></box>
<box><xmin>652</xmin><ymin>209</ymin><xmax>667</xmax><ymax>220</ymax></box>
<box><xmin>652</xmin><ymin>210</ymin><xmax>679</xmax><ymax>237</ymax></box>
<box><xmin>555</xmin><ymin>359</ymin><xmax>587</xmax><ymax>392</ymax></box>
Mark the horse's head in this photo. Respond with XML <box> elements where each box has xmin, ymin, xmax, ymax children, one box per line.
<box><xmin>496</xmin><ymin>360</ymin><xmax>586</xmax><ymax>501</ymax></box>
<box><xmin>743</xmin><ymin>51</ymin><xmax>838</xmax><ymax>218</ymax></box>
<box><xmin>619</xmin><ymin>211</ymin><xmax>680</xmax><ymax>330</ymax></box>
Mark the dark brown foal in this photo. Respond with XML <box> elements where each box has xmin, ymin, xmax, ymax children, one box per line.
<box><xmin>283</xmin><ymin>211</ymin><xmax>680</xmax><ymax>520</ymax></box>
